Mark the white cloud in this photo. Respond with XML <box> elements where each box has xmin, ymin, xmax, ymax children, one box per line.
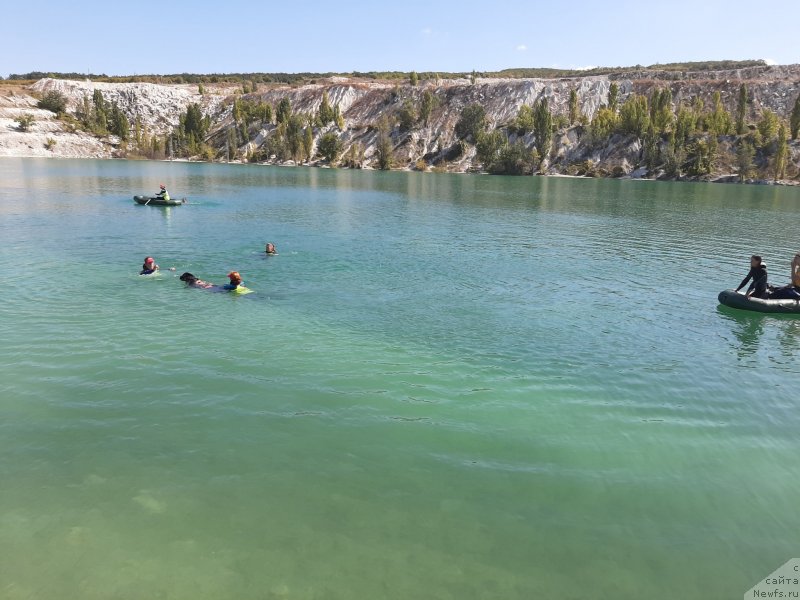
<box><xmin>516</xmin><ymin>44</ymin><xmax>527</xmax><ymax>52</ymax></box>
<box><xmin>763</xmin><ymin>58</ymin><xmax>777</xmax><ymax>65</ymax></box>
<box><xmin>573</xmin><ymin>65</ymin><xmax>598</xmax><ymax>71</ymax></box>
<box><xmin>421</xmin><ymin>27</ymin><xmax>433</xmax><ymax>36</ymax></box>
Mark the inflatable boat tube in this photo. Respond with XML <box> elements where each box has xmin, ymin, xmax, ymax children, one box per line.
<box><xmin>718</xmin><ymin>289</ymin><xmax>800</xmax><ymax>314</ymax></box>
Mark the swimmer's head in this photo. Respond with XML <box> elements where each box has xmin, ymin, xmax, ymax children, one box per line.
<box><xmin>228</xmin><ymin>271</ymin><xmax>242</xmax><ymax>285</ymax></box>
<box><xmin>265</xmin><ymin>243</ymin><xmax>276</xmax><ymax>254</ymax></box>
<box><xmin>144</xmin><ymin>256</ymin><xmax>155</xmax><ymax>265</ymax></box>
<box><xmin>179</xmin><ymin>272</ymin><xmax>197</xmax><ymax>283</ymax></box>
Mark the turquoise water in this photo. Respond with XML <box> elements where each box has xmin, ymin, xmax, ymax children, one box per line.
<box><xmin>1</xmin><ymin>158</ymin><xmax>798</xmax><ymax>599</ymax></box>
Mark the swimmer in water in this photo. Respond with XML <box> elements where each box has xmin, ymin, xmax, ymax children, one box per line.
<box><xmin>140</xmin><ymin>256</ymin><xmax>159</xmax><ymax>275</ymax></box>
<box><xmin>223</xmin><ymin>271</ymin><xmax>243</xmax><ymax>290</ymax></box>
<box><xmin>265</xmin><ymin>243</ymin><xmax>278</xmax><ymax>255</ymax></box>
<box><xmin>179</xmin><ymin>272</ymin><xmax>216</xmax><ymax>289</ymax></box>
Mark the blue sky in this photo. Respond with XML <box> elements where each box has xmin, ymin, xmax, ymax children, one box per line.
<box><xmin>2</xmin><ymin>0</ymin><xmax>797</xmax><ymax>76</ymax></box>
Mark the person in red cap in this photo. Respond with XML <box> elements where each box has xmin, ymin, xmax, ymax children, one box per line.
<box><xmin>223</xmin><ymin>271</ymin><xmax>243</xmax><ymax>290</ymax></box>
<box><xmin>155</xmin><ymin>184</ymin><xmax>170</xmax><ymax>201</ymax></box>
<box><xmin>140</xmin><ymin>256</ymin><xmax>159</xmax><ymax>275</ymax></box>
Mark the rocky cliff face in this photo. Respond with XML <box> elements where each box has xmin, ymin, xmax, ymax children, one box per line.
<box><xmin>4</xmin><ymin>64</ymin><xmax>800</xmax><ymax>181</ymax></box>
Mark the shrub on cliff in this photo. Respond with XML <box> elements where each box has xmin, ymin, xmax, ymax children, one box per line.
<box><xmin>37</xmin><ymin>91</ymin><xmax>67</xmax><ymax>114</ymax></box>
<box><xmin>15</xmin><ymin>114</ymin><xmax>35</xmax><ymax>132</ymax></box>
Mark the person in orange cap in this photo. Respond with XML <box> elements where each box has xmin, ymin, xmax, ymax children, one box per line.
<box><xmin>223</xmin><ymin>271</ymin><xmax>243</xmax><ymax>291</ymax></box>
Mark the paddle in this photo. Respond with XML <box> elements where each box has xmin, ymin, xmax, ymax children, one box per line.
<box><xmin>144</xmin><ymin>197</ymin><xmax>151</xmax><ymax>206</ymax></box>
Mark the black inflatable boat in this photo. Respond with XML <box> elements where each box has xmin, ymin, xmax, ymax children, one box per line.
<box><xmin>718</xmin><ymin>289</ymin><xmax>800</xmax><ymax>314</ymax></box>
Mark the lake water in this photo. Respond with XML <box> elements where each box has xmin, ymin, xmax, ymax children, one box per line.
<box><xmin>1</xmin><ymin>158</ymin><xmax>798</xmax><ymax>600</ymax></box>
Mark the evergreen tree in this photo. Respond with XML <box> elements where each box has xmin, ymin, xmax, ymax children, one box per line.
<box><xmin>276</xmin><ymin>97</ymin><xmax>292</xmax><ymax>124</ymax></box>
<box><xmin>757</xmin><ymin>109</ymin><xmax>779</xmax><ymax>146</ymax></box>
<box><xmin>109</xmin><ymin>102</ymin><xmax>129</xmax><ymax>140</ymax></box>
<box><xmin>286</xmin><ymin>114</ymin><xmax>304</xmax><ymax>163</ymax></box>
<box><xmin>650</xmin><ymin>88</ymin><xmax>674</xmax><ymax>134</ymax></box>
<box><xmin>791</xmin><ymin>94</ymin><xmax>800</xmax><ymax>140</ymax></box>
<box><xmin>398</xmin><ymin>99</ymin><xmax>417</xmax><ymax>132</ymax></box>
<box><xmin>514</xmin><ymin>104</ymin><xmax>534</xmax><ymax>134</ymax></box>
<box><xmin>736</xmin><ymin>139</ymin><xmax>755</xmax><ymax>181</ymax></box>
<box><xmin>618</xmin><ymin>94</ymin><xmax>650</xmax><ymax>137</ymax></box>
<box><xmin>774</xmin><ymin>124</ymin><xmax>788</xmax><ymax>180</ymax></box>
<box><xmin>37</xmin><ymin>91</ymin><xmax>67</xmax><ymax>114</ymax></box>
<box><xmin>92</xmin><ymin>89</ymin><xmax>108</xmax><ymax>132</ymax></box>
<box><xmin>706</xmin><ymin>92</ymin><xmax>732</xmax><ymax>136</ymax></box>
<box><xmin>608</xmin><ymin>82</ymin><xmax>619</xmax><ymax>113</ymax></box>
<box><xmin>184</xmin><ymin>104</ymin><xmax>207</xmax><ymax>140</ymax></box>
<box><xmin>318</xmin><ymin>91</ymin><xmax>334</xmax><ymax>125</ymax></box>
<box><xmin>589</xmin><ymin>107</ymin><xmax>618</xmax><ymax>146</ymax></box>
<box><xmin>455</xmin><ymin>104</ymin><xmax>486</xmax><ymax>141</ymax></box>
<box><xmin>318</xmin><ymin>131</ymin><xmax>343</xmax><ymax>163</ymax></box>
<box><xmin>476</xmin><ymin>130</ymin><xmax>506</xmax><ymax>170</ymax></box>
<box><xmin>334</xmin><ymin>105</ymin><xmax>345</xmax><ymax>130</ymax></box>
<box><xmin>735</xmin><ymin>83</ymin><xmax>748</xmax><ymax>135</ymax></box>
<box><xmin>532</xmin><ymin>98</ymin><xmax>553</xmax><ymax>159</ymax></box>
<box><xmin>302</xmin><ymin>126</ymin><xmax>313</xmax><ymax>163</ymax></box>
<box><xmin>568</xmin><ymin>89</ymin><xmax>579</xmax><ymax>125</ymax></box>
<box><xmin>419</xmin><ymin>90</ymin><xmax>438</xmax><ymax>126</ymax></box>
<box><xmin>409</xmin><ymin>71</ymin><xmax>419</xmax><ymax>86</ymax></box>
<box><xmin>375</xmin><ymin>116</ymin><xmax>394</xmax><ymax>170</ymax></box>
<box><xmin>643</xmin><ymin>123</ymin><xmax>660</xmax><ymax>170</ymax></box>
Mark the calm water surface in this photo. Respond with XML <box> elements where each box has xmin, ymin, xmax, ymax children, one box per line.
<box><xmin>0</xmin><ymin>158</ymin><xmax>798</xmax><ymax>599</ymax></box>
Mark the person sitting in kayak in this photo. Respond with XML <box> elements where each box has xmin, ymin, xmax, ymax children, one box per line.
<box><xmin>792</xmin><ymin>253</ymin><xmax>800</xmax><ymax>288</ymax></box>
<box><xmin>179</xmin><ymin>272</ymin><xmax>216</xmax><ymax>289</ymax></box>
<box><xmin>156</xmin><ymin>184</ymin><xmax>170</xmax><ymax>201</ymax></box>
<box><xmin>140</xmin><ymin>256</ymin><xmax>159</xmax><ymax>275</ymax></box>
<box><xmin>223</xmin><ymin>271</ymin><xmax>244</xmax><ymax>291</ymax></box>
<box><xmin>736</xmin><ymin>255</ymin><xmax>768</xmax><ymax>298</ymax></box>
<box><xmin>265</xmin><ymin>243</ymin><xmax>277</xmax><ymax>255</ymax></box>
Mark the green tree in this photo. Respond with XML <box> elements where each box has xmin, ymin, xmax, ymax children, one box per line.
<box><xmin>476</xmin><ymin>130</ymin><xmax>506</xmax><ymax>170</ymax></box>
<box><xmin>317</xmin><ymin>131</ymin><xmax>343</xmax><ymax>163</ymax></box>
<box><xmin>514</xmin><ymin>104</ymin><xmax>534</xmax><ymax>134</ymax></box>
<box><xmin>109</xmin><ymin>102</ymin><xmax>129</xmax><ymax>140</ymax></box>
<box><xmin>470</xmin><ymin>70</ymin><xmax>477</xmax><ymax>85</ymax></box>
<box><xmin>286</xmin><ymin>114</ymin><xmax>305</xmax><ymax>163</ymax></box>
<box><xmin>757</xmin><ymin>109</ymin><xmax>779</xmax><ymax>146</ymax></box>
<box><xmin>650</xmin><ymin>88</ymin><xmax>674</xmax><ymax>134</ymax></box>
<box><xmin>409</xmin><ymin>71</ymin><xmax>419</xmax><ymax>86</ymax></box>
<box><xmin>618</xmin><ymin>94</ymin><xmax>650</xmax><ymax>137</ymax></box>
<box><xmin>735</xmin><ymin>83</ymin><xmax>748</xmax><ymax>135</ymax></box>
<box><xmin>455</xmin><ymin>104</ymin><xmax>486</xmax><ymax>141</ymax></box>
<box><xmin>276</xmin><ymin>97</ymin><xmax>292</xmax><ymax>124</ymax></box>
<box><xmin>674</xmin><ymin>104</ymin><xmax>697</xmax><ymax>148</ymax></box>
<box><xmin>532</xmin><ymin>98</ymin><xmax>553</xmax><ymax>159</ymax></box>
<box><xmin>92</xmin><ymin>89</ymin><xmax>108</xmax><ymax>132</ymax></box>
<box><xmin>184</xmin><ymin>103</ymin><xmax>207</xmax><ymax>140</ymax></box>
<box><xmin>736</xmin><ymin>139</ymin><xmax>755</xmax><ymax>181</ymax></box>
<box><xmin>375</xmin><ymin>116</ymin><xmax>394</xmax><ymax>170</ymax></box>
<box><xmin>643</xmin><ymin>124</ymin><xmax>660</xmax><ymax>170</ymax></box>
<box><xmin>589</xmin><ymin>107</ymin><xmax>618</xmax><ymax>145</ymax></box>
<box><xmin>37</xmin><ymin>90</ymin><xmax>67</xmax><ymax>114</ymax></box>
<box><xmin>419</xmin><ymin>90</ymin><xmax>439</xmax><ymax>126</ymax></box>
<box><xmin>398</xmin><ymin>99</ymin><xmax>417</xmax><ymax>132</ymax></box>
<box><xmin>707</xmin><ymin>92</ymin><xmax>732</xmax><ymax>136</ymax></box>
<box><xmin>686</xmin><ymin>139</ymin><xmax>714</xmax><ymax>176</ymax></box>
<box><xmin>568</xmin><ymin>89</ymin><xmax>579</xmax><ymax>125</ymax></box>
<box><xmin>774</xmin><ymin>124</ymin><xmax>788</xmax><ymax>180</ymax></box>
<box><xmin>198</xmin><ymin>83</ymin><xmax>205</xmax><ymax>95</ymax></box>
<box><xmin>302</xmin><ymin>126</ymin><xmax>313</xmax><ymax>163</ymax></box>
<box><xmin>318</xmin><ymin>91</ymin><xmax>334</xmax><ymax>125</ymax></box>
<box><xmin>791</xmin><ymin>94</ymin><xmax>800</xmax><ymax>140</ymax></box>
<box><xmin>334</xmin><ymin>105</ymin><xmax>345</xmax><ymax>130</ymax></box>
<box><xmin>608</xmin><ymin>82</ymin><xmax>619</xmax><ymax>113</ymax></box>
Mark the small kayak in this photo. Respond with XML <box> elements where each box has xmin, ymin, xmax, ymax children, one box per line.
<box><xmin>134</xmin><ymin>195</ymin><xmax>186</xmax><ymax>206</ymax></box>
<box><xmin>718</xmin><ymin>289</ymin><xmax>800</xmax><ymax>314</ymax></box>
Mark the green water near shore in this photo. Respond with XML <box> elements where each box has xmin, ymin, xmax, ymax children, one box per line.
<box><xmin>0</xmin><ymin>158</ymin><xmax>798</xmax><ymax>599</ymax></box>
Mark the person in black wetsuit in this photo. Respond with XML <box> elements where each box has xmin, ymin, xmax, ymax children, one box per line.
<box><xmin>736</xmin><ymin>255</ymin><xmax>768</xmax><ymax>298</ymax></box>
